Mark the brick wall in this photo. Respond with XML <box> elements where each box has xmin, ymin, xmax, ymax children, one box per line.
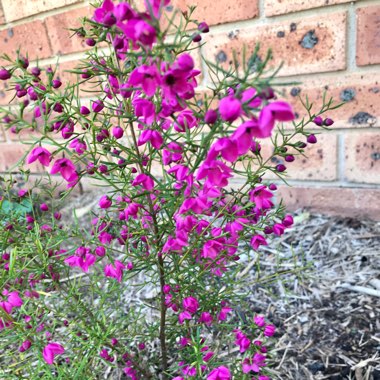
<box><xmin>0</xmin><ymin>0</ymin><xmax>379</xmax><ymax>219</ymax></box>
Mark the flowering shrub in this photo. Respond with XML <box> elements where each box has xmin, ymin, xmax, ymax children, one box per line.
<box><xmin>0</xmin><ymin>0</ymin><xmax>339</xmax><ymax>378</ymax></box>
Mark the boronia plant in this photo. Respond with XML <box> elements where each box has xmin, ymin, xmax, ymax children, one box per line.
<box><xmin>0</xmin><ymin>0</ymin><xmax>339</xmax><ymax>378</ymax></box>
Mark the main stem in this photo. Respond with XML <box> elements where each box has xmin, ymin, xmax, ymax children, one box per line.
<box><xmin>127</xmin><ymin>117</ymin><xmax>168</xmax><ymax>377</ymax></box>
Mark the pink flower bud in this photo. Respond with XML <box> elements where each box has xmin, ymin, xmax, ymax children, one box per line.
<box><xmin>198</xmin><ymin>22</ymin><xmax>209</xmax><ymax>33</ymax></box>
<box><xmin>307</xmin><ymin>134</ymin><xmax>317</xmax><ymax>144</ymax></box>
<box><xmin>80</xmin><ymin>106</ymin><xmax>90</xmax><ymax>115</ymax></box>
<box><xmin>204</xmin><ymin>109</ymin><xmax>218</xmax><ymax>124</ymax></box>
<box><xmin>112</xmin><ymin>126</ymin><xmax>124</xmax><ymax>139</ymax></box>
<box><xmin>276</xmin><ymin>164</ymin><xmax>286</xmax><ymax>172</ymax></box>
<box><xmin>324</xmin><ymin>117</ymin><xmax>334</xmax><ymax>126</ymax></box>
<box><xmin>0</xmin><ymin>69</ymin><xmax>11</xmax><ymax>80</ymax></box>
<box><xmin>52</xmin><ymin>79</ymin><xmax>62</xmax><ymax>89</ymax></box>
<box><xmin>313</xmin><ymin>116</ymin><xmax>323</xmax><ymax>126</ymax></box>
<box><xmin>40</xmin><ymin>203</ymin><xmax>49</xmax><ymax>212</ymax></box>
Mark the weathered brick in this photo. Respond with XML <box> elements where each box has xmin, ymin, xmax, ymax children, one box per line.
<box><xmin>45</xmin><ymin>6</ymin><xmax>92</xmax><ymax>56</ymax></box>
<box><xmin>0</xmin><ymin>143</ymin><xmax>44</xmax><ymax>173</ymax></box>
<box><xmin>277</xmin><ymin>186</ymin><xmax>380</xmax><ymax>221</ymax></box>
<box><xmin>259</xmin><ymin>133</ymin><xmax>338</xmax><ymax>181</ymax></box>
<box><xmin>203</xmin><ymin>12</ymin><xmax>346</xmax><ymax>77</ymax></box>
<box><xmin>2</xmin><ymin>0</ymin><xmax>83</xmax><ymax>22</ymax></box>
<box><xmin>282</xmin><ymin>72</ymin><xmax>380</xmax><ymax>128</ymax></box>
<box><xmin>356</xmin><ymin>5</ymin><xmax>380</xmax><ymax>66</ymax></box>
<box><xmin>0</xmin><ymin>21</ymin><xmax>52</xmax><ymax>66</ymax></box>
<box><xmin>344</xmin><ymin>133</ymin><xmax>380</xmax><ymax>184</ymax></box>
<box><xmin>265</xmin><ymin>0</ymin><xmax>356</xmax><ymax>17</ymax></box>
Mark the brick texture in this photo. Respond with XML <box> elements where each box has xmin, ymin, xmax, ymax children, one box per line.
<box><xmin>1</xmin><ymin>0</ymin><xmax>83</xmax><ymax>22</ymax></box>
<box><xmin>203</xmin><ymin>12</ymin><xmax>346</xmax><ymax>77</ymax></box>
<box><xmin>0</xmin><ymin>143</ymin><xmax>44</xmax><ymax>173</ymax></box>
<box><xmin>283</xmin><ymin>72</ymin><xmax>380</xmax><ymax>128</ymax></box>
<box><xmin>356</xmin><ymin>5</ymin><xmax>380</xmax><ymax>66</ymax></box>
<box><xmin>45</xmin><ymin>6</ymin><xmax>91</xmax><ymax>56</ymax></box>
<box><xmin>265</xmin><ymin>0</ymin><xmax>356</xmax><ymax>16</ymax></box>
<box><xmin>277</xmin><ymin>186</ymin><xmax>380</xmax><ymax>221</ymax></box>
<box><xmin>175</xmin><ymin>0</ymin><xmax>258</xmax><ymax>25</ymax></box>
<box><xmin>344</xmin><ymin>133</ymin><xmax>380</xmax><ymax>184</ymax></box>
<box><xmin>0</xmin><ymin>20</ymin><xmax>52</xmax><ymax>66</ymax></box>
<box><xmin>259</xmin><ymin>133</ymin><xmax>338</xmax><ymax>181</ymax></box>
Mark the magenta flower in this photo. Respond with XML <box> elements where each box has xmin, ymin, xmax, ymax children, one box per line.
<box><xmin>254</xmin><ymin>315</ymin><xmax>266</xmax><ymax>327</ymax></box>
<box><xmin>242</xmin><ymin>353</ymin><xmax>267</xmax><ymax>373</ymax></box>
<box><xmin>249</xmin><ymin>186</ymin><xmax>274</xmax><ymax>211</ymax></box>
<box><xmin>50</xmin><ymin>158</ymin><xmax>76</xmax><ymax>182</ymax></box>
<box><xmin>0</xmin><ymin>69</ymin><xmax>11</xmax><ymax>80</ymax></box>
<box><xmin>64</xmin><ymin>247</ymin><xmax>96</xmax><ymax>273</ymax></box>
<box><xmin>182</xmin><ymin>296</ymin><xmax>199</xmax><ymax>314</ymax></box>
<box><xmin>42</xmin><ymin>342</ymin><xmax>65</xmax><ymax>365</ymax></box>
<box><xmin>207</xmin><ymin>366</ymin><xmax>231</xmax><ymax>380</ymax></box>
<box><xmin>132</xmin><ymin>173</ymin><xmax>154</xmax><ymax>191</ymax></box>
<box><xmin>174</xmin><ymin>110</ymin><xmax>198</xmax><ymax>132</ymax></box>
<box><xmin>99</xmin><ymin>195</ymin><xmax>112</xmax><ymax>209</ymax></box>
<box><xmin>69</xmin><ymin>138</ymin><xmax>87</xmax><ymax>155</ymax></box>
<box><xmin>0</xmin><ymin>290</ymin><xmax>23</xmax><ymax>314</ymax></box>
<box><xmin>128</xmin><ymin>65</ymin><xmax>161</xmax><ymax>97</ymax></box>
<box><xmin>92</xmin><ymin>99</ymin><xmax>104</xmax><ymax>113</ymax></box>
<box><xmin>273</xmin><ymin>223</ymin><xmax>285</xmax><ymax>236</ymax></box>
<box><xmin>250</xmin><ymin>235</ymin><xmax>267</xmax><ymax>250</ymax></box>
<box><xmin>218</xmin><ymin>306</ymin><xmax>232</xmax><ymax>321</ymax></box>
<box><xmin>138</xmin><ymin>129</ymin><xmax>163</xmax><ymax>149</ymax></box>
<box><xmin>264</xmin><ymin>324</ymin><xmax>276</xmax><ymax>336</ymax></box>
<box><xmin>112</xmin><ymin>126</ymin><xmax>124</xmax><ymax>139</ymax></box>
<box><xmin>234</xmin><ymin>330</ymin><xmax>251</xmax><ymax>353</ymax></box>
<box><xmin>209</xmin><ymin>137</ymin><xmax>238</xmax><ymax>163</ymax></box>
<box><xmin>19</xmin><ymin>340</ymin><xmax>32</xmax><ymax>352</ymax></box>
<box><xmin>219</xmin><ymin>96</ymin><xmax>242</xmax><ymax>122</ymax></box>
<box><xmin>259</xmin><ymin>101</ymin><xmax>294</xmax><ymax>136</ymax></box>
<box><xmin>178</xmin><ymin>311</ymin><xmax>192</xmax><ymax>324</ymax></box>
<box><xmin>104</xmin><ymin>260</ymin><xmax>126</xmax><ymax>282</ymax></box>
<box><xmin>27</xmin><ymin>147</ymin><xmax>51</xmax><ymax>167</ymax></box>
<box><xmin>119</xmin><ymin>19</ymin><xmax>157</xmax><ymax>47</ymax></box>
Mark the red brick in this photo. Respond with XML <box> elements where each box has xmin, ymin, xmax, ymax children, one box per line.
<box><xmin>45</xmin><ymin>6</ymin><xmax>92</xmax><ymax>56</ymax></box>
<box><xmin>0</xmin><ymin>143</ymin><xmax>45</xmax><ymax>173</ymax></box>
<box><xmin>203</xmin><ymin>12</ymin><xmax>346</xmax><ymax>77</ymax></box>
<box><xmin>175</xmin><ymin>0</ymin><xmax>258</xmax><ymax>25</ymax></box>
<box><xmin>259</xmin><ymin>133</ymin><xmax>338</xmax><ymax>181</ymax></box>
<box><xmin>2</xmin><ymin>0</ymin><xmax>83</xmax><ymax>22</ymax></box>
<box><xmin>265</xmin><ymin>0</ymin><xmax>354</xmax><ymax>17</ymax></box>
<box><xmin>0</xmin><ymin>21</ymin><xmax>52</xmax><ymax>66</ymax></box>
<box><xmin>277</xmin><ymin>186</ymin><xmax>380</xmax><ymax>221</ymax></box>
<box><xmin>344</xmin><ymin>133</ymin><xmax>380</xmax><ymax>184</ymax></box>
<box><xmin>283</xmin><ymin>72</ymin><xmax>380</xmax><ymax>129</ymax></box>
<box><xmin>356</xmin><ymin>5</ymin><xmax>380</xmax><ymax>66</ymax></box>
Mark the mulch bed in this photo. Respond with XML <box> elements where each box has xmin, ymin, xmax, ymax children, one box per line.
<box><xmin>61</xmin><ymin>192</ymin><xmax>380</xmax><ymax>379</ymax></box>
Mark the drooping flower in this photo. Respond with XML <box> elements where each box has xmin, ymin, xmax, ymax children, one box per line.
<box><xmin>259</xmin><ymin>101</ymin><xmax>294</xmax><ymax>136</ymax></box>
<box><xmin>0</xmin><ymin>290</ymin><xmax>23</xmax><ymax>314</ymax></box>
<box><xmin>104</xmin><ymin>260</ymin><xmax>126</xmax><ymax>282</ymax></box>
<box><xmin>42</xmin><ymin>342</ymin><xmax>65</xmax><ymax>365</ymax></box>
<box><xmin>50</xmin><ymin>158</ymin><xmax>77</xmax><ymax>182</ymax></box>
<box><xmin>207</xmin><ymin>366</ymin><xmax>231</xmax><ymax>380</ymax></box>
<box><xmin>64</xmin><ymin>246</ymin><xmax>96</xmax><ymax>273</ymax></box>
<box><xmin>27</xmin><ymin>147</ymin><xmax>51</xmax><ymax>167</ymax></box>
<box><xmin>69</xmin><ymin>138</ymin><xmax>87</xmax><ymax>155</ymax></box>
<box><xmin>250</xmin><ymin>235</ymin><xmax>268</xmax><ymax>250</ymax></box>
<box><xmin>132</xmin><ymin>173</ymin><xmax>154</xmax><ymax>191</ymax></box>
